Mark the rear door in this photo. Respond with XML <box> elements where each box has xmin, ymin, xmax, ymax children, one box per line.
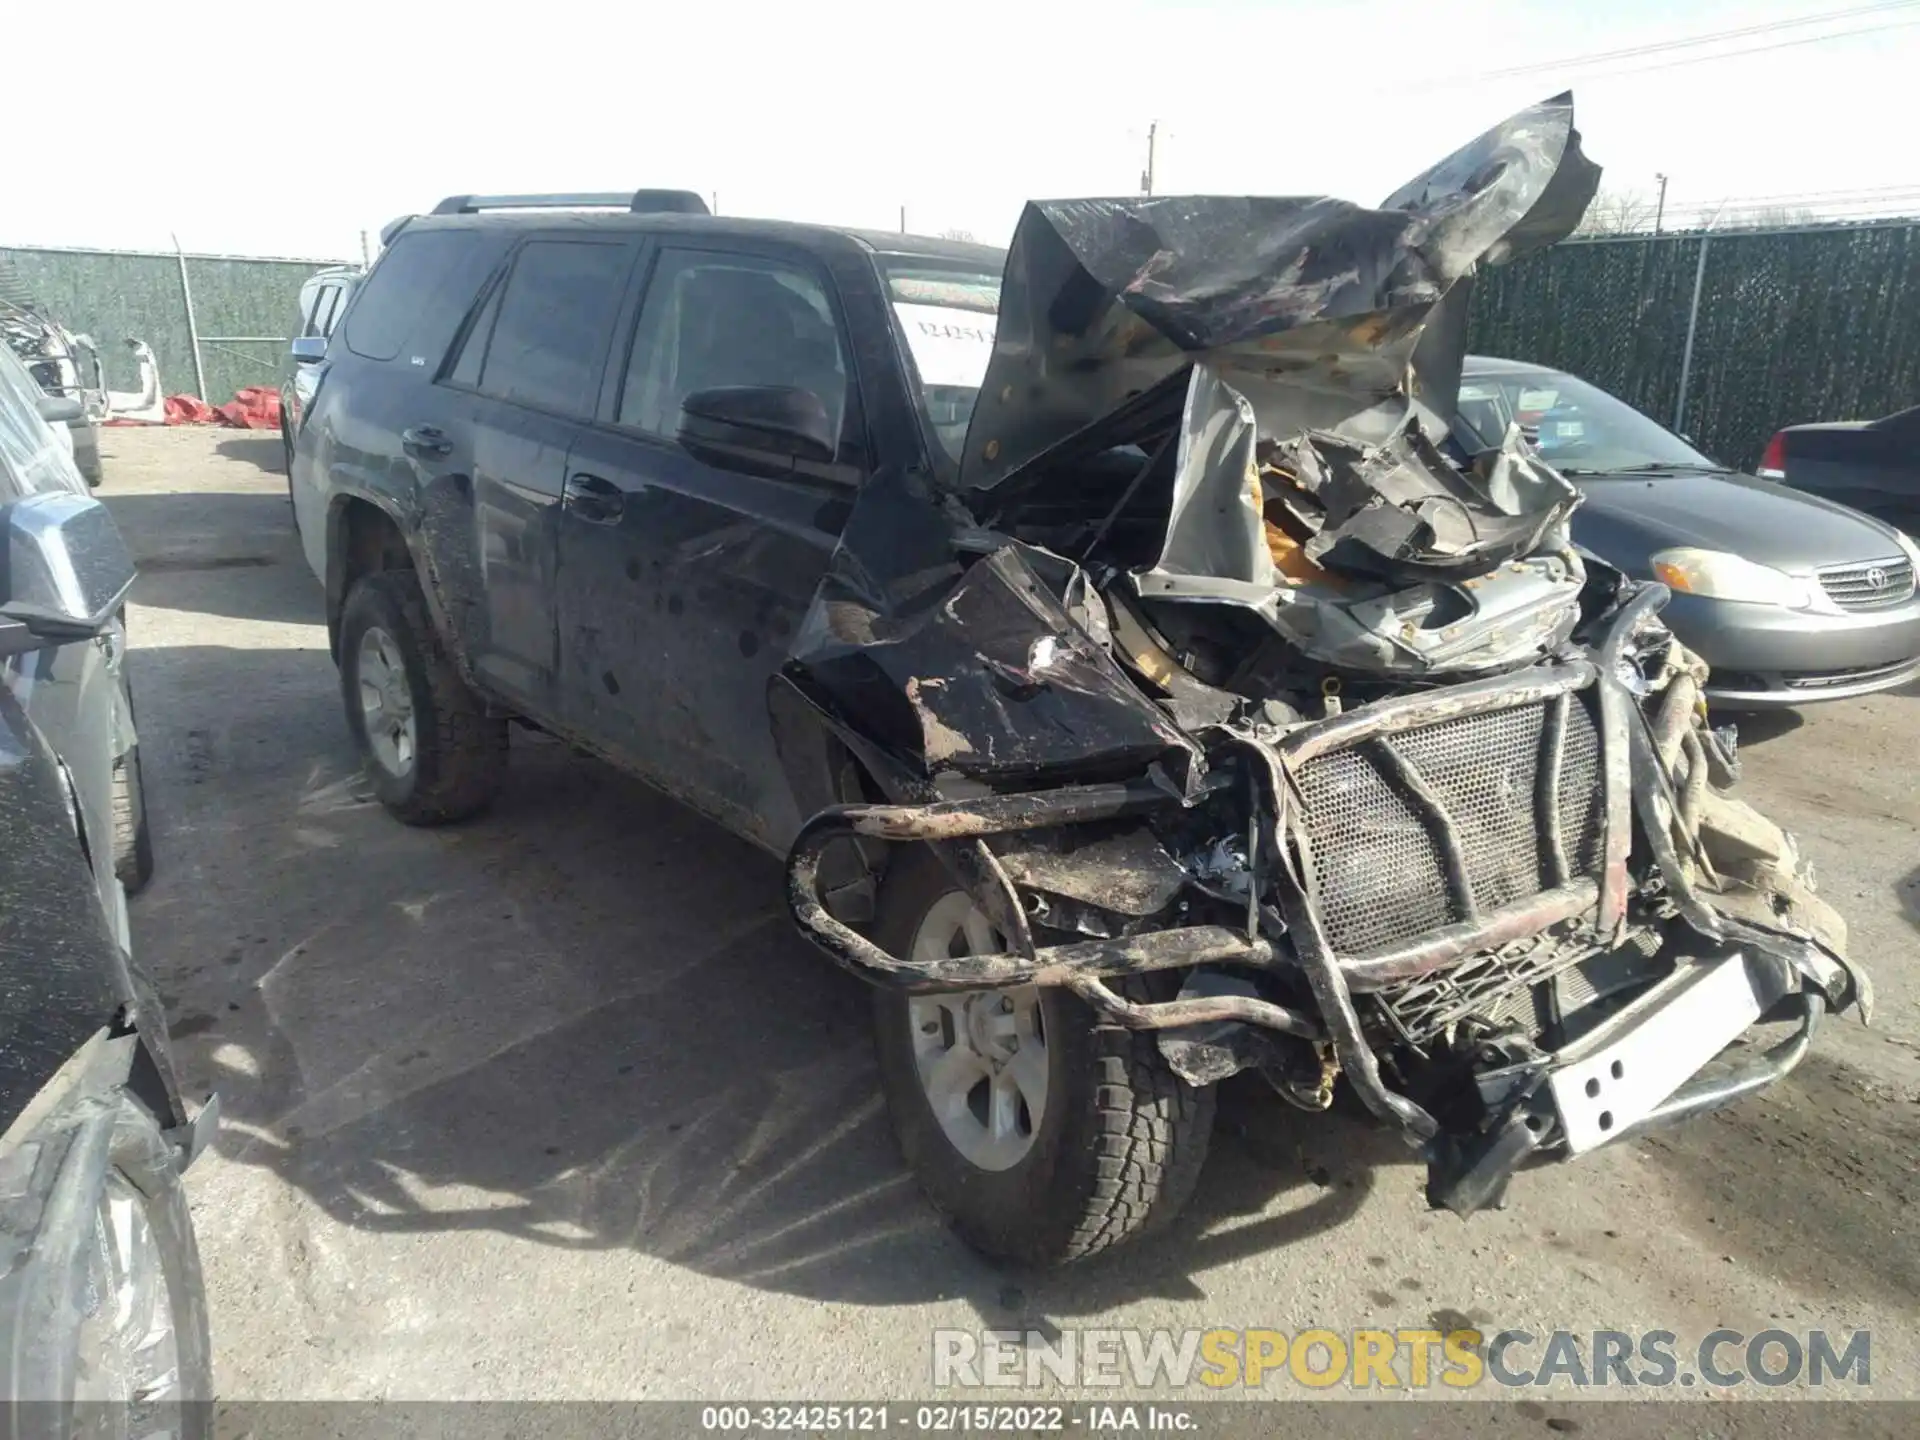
<box><xmin>556</xmin><ymin>241</ymin><xmax>865</xmax><ymax>847</ymax></box>
<box><xmin>434</xmin><ymin>235</ymin><xmax>640</xmax><ymax>717</ymax></box>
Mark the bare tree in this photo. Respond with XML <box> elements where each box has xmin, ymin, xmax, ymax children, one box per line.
<box><xmin>1574</xmin><ymin>189</ymin><xmax>1658</xmax><ymax>236</ymax></box>
<box><xmin>939</xmin><ymin>227</ymin><xmax>977</xmax><ymax>243</ymax></box>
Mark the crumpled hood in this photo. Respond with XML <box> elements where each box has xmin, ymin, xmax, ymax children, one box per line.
<box><xmin>953</xmin><ymin>94</ymin><xmax>1603</xmax><ymax>679</ymax></box>
<box><xmin>959</xmin><ymin>93</ymin><xmax>1601</xmax><ymax>494</ymax></box>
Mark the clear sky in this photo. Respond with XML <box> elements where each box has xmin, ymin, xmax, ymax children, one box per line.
<box><xmin>7</xmin><ymin>0</ymin><xmax>1916</xmax><ymax>259</ymax></box>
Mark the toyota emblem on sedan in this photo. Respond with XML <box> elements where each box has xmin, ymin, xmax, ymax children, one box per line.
<box><xmin>1866</xmin><ymin>566</ymin><xmax>1889</xmax><ymax>589</ymax></box>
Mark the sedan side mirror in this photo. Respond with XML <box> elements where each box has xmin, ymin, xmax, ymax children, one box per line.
<box><xmin>35</xmin><ymin>394</ymin><xmax>85</xmax><ymax>425</ymax></box>
<box><xmin>289</xmin><ymin>335</ymin><xmax>328</xmax><ymax>365</ymax></box>
<box><xmin>678</xmin><ymin>385</ymin><xmax>836</xmax><ymax>468</ymax></box>
<box><xmin>0</xmin><ymin>493</ymin><xmax>137</xmax><ymax>657</ymax></box>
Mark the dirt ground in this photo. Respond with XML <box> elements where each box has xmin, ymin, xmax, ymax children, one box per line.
<box><xmin>100</xmin><ymin>427</ymin><xmax>1919</xmax><ymax>1404</ymax></box>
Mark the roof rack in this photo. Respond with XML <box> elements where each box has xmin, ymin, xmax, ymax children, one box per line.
<box><xmin>429</xmin><ymin>190</ymin><xmax>710</xmax><ymax>216</ymax></box>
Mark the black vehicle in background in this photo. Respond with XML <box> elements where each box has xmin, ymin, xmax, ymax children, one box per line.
<box><xmin>291</xmin><ymin>105</ymin><xmax>1869</xmax><ymax>1269</ymax></box>
<box><xmin>1757</xmin><ymin>405</ymin><xmax>1920</xmax><ymax>534</ymax></box>
<box><xmin>0</xmin><ymin>344</ymin><xmax>214</xmax><ymax>1428</ymax></box>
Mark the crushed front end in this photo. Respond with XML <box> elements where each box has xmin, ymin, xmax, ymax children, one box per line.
<box><xmin>780</xmin><ymin>94</ymin><xmax>1870</xmax><ymax>1218</ymax></box>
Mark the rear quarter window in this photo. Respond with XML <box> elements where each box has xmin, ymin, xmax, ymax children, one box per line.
<box><xmin>344</xmin><ymin>230</ymin><xmax>493</xmax><ymax>364</ymax></box>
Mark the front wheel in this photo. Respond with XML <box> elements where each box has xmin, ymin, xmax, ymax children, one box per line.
<box><xmin>338</xmin><ymin>570</ymin><xmax>507</xmax><ymax>825</ymax></box>
<box><xmin>2</xmin><ymin>1089</ymin><xmax>212</xmax><ymax>1433</ymax></box>
<box><xmin>872</xmin><ymin>847</ymin><xmax>1215</xmax><ymax>1266</ymax></box>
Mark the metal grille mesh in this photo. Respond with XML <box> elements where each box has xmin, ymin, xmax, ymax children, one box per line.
<box><xmin>1292</xmin><ymin>698</ymin><xmax>1603</xmax><ymax>959</ymax></box>
<box><xmin>1817</xmin><ymin>556</ymin><xmax>1915</xmax><ymax>610</ymax></box>
<box><xmin>1378</xmin><ymin>928</ymin><xmax>1595</xmax><ymax>1041</ymax></box>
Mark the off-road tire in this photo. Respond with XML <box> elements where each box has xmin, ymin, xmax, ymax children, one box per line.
<box><xmin>111</xmin><ymin>744</ymin><xmax>154</xmax><ymax>895</ymax></box>
<box><xmin>282</xmin><ymin>423</ymin><xmax>300</xmax><ymax>533</ymax></box>
<box><xmin>73</xmin><ymin>424</ymin><xmax>104</xmax><ymax>487</ymax></box>
<box><xmin>872</xmin><ymin>846</ymin><xmax>1215</xmax><ymax>1267</ymax></box>
<box><xmin>338</xmin><ymin>570</ymin><xmax>506</xmax><ymax>825</ymax></box>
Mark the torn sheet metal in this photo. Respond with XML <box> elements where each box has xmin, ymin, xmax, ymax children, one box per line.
<box><xmin>1133</xmin><ymin>366</ymin><xmax>1586</xmax><ymax>674</ymax></box>
<box><xmin>788</xmin><ymin>465</ymin><xmax>1194</xmax><ymax>781</ymax></box>
<box><xmin>959</xmin><ymin>93</ymin><xmax>1600</xmax><ymax>495</ymax></box>
<box><xmin>942</xmin><ymin>95</ymin><xmax>1598</xmax><ymax>679</ymax></box>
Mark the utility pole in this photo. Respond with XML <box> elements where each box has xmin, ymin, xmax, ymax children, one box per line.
<box><xmin>899</xmin><ymin>204</ymin><xmax>907</xmax><ymax>234</ymax></box>
<box><xmin>1140</xmin><ymin>121</ymin><xmax>1158</xmax><ymax>196</ymax></box>
<box><xmin>1653</xmin><ymin>173</ymin><xmax>1669</xmax><ymax>235</ymax></box>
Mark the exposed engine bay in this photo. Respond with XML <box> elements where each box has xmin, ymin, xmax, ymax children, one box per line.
<box><xmin>777</xmin><ymin>94</ymin><xmax>1871</xmax><ymax>1214</ymax></box>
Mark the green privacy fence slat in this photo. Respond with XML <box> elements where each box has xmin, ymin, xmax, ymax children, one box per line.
<box><xmin>0</xmin><ymin>247</ymin><xmax>349</xmax><ymax>410</ymax></box>
<box><xmin>1465</xmin><ymin>221</ymin><xmax>1920</xmax><ymax>471</ymax></box>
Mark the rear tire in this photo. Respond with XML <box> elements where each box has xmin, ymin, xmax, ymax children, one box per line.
<box><xmin>872</xmin><ymin>846</ymin><xmax>1215</xmax><ymax>1267</ymax></box>
<box><xmin>73</xmin><ymin>424</ymin><xmax>104</xmax><ymax>487</ymax></box>
<box><xmin>112</xmin><ymin>744</ymin><xmax>154</xmax><ymax>895</ymax></box>
<box><xmin>338</xmin><ymin>570</ymin><xmax>506</xmax><ymax>825</ymax></box>
<box><xmin>282</xmin><ymin>424</ymin><xmax>300</xmax><ymax>533</ymax></box>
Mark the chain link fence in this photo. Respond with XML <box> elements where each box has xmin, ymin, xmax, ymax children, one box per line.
<box><xmin>5</xmin><ymin>224</ymin><xmax>1915</xmax><ymax>472</ymax></box>
<box><xmin>0</xmin><ymin>245</ymin><xmax>351</xmax><ymax>408</ymax></box>
<box><xmin>1467</xmin><ymin>219</ymin><xmax>1920</xmax><ymax>471</ymax></box>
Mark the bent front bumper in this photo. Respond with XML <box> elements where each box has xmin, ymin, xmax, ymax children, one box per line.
<box><xmin>1425</xmin><ymin>934</ymin><xmax>1855</xmax><ymax>1214</ymax></box>
<box><xmin>784</xmin><ymin>586</ymin><xmax>1871</xmax><ymax>1212</ymax></box>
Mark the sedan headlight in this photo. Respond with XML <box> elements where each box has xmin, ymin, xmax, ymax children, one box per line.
<box><xmin>1651</xmin><ymin>547</ymin><xmax>1814</xmax><ymax>608</ymax></box>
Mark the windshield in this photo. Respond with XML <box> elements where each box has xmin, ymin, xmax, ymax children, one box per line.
<box><xmin>877</xmin><ymin>256</ymin><xmax>1002</xmax><ymax>465</ymax></box>
<box><xmin>1455</xmin><ymin>370</ymin><xmax>1721</xmax><ymax>474</ymax></box>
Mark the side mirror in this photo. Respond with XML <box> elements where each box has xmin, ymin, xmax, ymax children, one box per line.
<box><xmin>0</xmin><ymin>494</ymin><xmax>136</xmax><ymax>657</ymax></box>
<box><xmin>678</xmin><ymin>386</ymin><xmax>836</xmax><ymax>467</ymax></box>
<box><xmin>35</xmin><ymin>394</ymin><xmax>85</xmax><ymax>425</ymax></box>
<box><xmin>289</xmin><ymin>335</ymin><xmax>328</xmax><ymax>365</ymax></box>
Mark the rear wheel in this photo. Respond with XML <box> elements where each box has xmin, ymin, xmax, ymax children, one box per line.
<box><xmin>338</xmin><ymin>570</ymin><xmax>506</xmax><ymax>825</ymax></box>
<box><xmin>73</xmin><ymin>423</ymin><xmax>104</xmax><ymax>487</ymax></box>
<box><xmin>282</xmin><ymin>423</ymin><xmax>299</xmax><ymax>533</ymax></box>
<box><xmin>111</xmin><ymin>744</ymin><xmax>154</xmax><ymax>895</ymax></box>
<box><xmin>872</xmin><ymin>847</ymin><xmax>1215</xmax><ymax>1266</ymax></box>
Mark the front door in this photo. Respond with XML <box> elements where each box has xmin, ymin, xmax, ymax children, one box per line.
<box><xmin>556</xmin><ymin>243</ymin><xmax>863</xmax><ymax>847</ymax></box>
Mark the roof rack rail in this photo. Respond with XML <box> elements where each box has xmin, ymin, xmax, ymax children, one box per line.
<box><xmin>429</xmin><ymin>190</ymin><xmax>710</xmax><ymax>216</ymax></box>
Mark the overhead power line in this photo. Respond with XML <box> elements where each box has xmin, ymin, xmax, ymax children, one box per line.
<box><xmin>1470</xmin><ymin>0</ymin><xmax>1920</xmax><ymax>81</ymax></box>
<box><xmin>1575</xmin><ymin>16</ymin><xmax>1920</xmax><ymax>81</ymax></box>
<box><xmin>1422</xmin><ymin>2</ymin><xmax>1920</xmax><ymax>93</ymax></box>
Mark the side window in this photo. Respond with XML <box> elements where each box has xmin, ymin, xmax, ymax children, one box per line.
<box><xmin>446</xmin><ymin>276</ymin><xmax>504</xmax><ymax>390</ymax></box>
<box><xmin>344</xmin><ymin>230</ymin><xmax>487</xmax><ymax>363</ymax></box>
<box><xmin>302</xmin><ymin>285</ymin><xmax>339</xmax><ymax>339</ymax></box>
<box><xmin>477</xmin><ymin>241</ymin><xmax>631</xmax><ymax>417</ymax></box>
<box><xmin>320</xmin><ymin>282</ymin><xmax>353</xmax><ymax>337</ymax></box>
<box><xmin>618</xmin><ymin>249</ymin><xmax>850</xmax><ymax>448</ymax></box>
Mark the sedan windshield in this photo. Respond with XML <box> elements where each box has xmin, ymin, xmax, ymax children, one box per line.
<box><xmin>1455</xmin><ymin>369</ymin><xmax>1724</xmax><ymax>475</ymax></box>
<box><xmin>877</xmin><ymin>256</ymin><xmax>1002</xmax><ymax>465</ymax></box>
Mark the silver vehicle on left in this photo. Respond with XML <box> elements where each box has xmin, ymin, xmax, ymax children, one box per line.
<box><xmin>0</xmin><ymin>341</ymin><xmax>215</xmax><ymax>1429</ymax></box>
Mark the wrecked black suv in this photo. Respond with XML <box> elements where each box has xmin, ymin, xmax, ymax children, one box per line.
<box><xmin>293</xmin><ymin>96</ymin><xmax>1869</xmax><ymax>1267</ymax></box>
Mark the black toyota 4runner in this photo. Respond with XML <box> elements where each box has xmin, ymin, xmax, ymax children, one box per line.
<box><xmin>292</xmin><ymin>98</ymin><xmax>1869</xmax><ymax>1269</ymax></box>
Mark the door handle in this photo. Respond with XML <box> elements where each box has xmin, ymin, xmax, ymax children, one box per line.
<box><xmin>401</xmin><ymin>425</ymin><xmax>452</xmax><ymax>459</ymax></box>
<box><xmin>563</xmin><ymin>472</ymin><xmax>625</xmax><ymax>524</ymax></box>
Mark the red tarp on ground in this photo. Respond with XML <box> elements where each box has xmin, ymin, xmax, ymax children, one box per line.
<box><xmin>162</xmin><ymin>394</ymin><xmax>217</xmax><ymax>425</ymax></box>
<box><xmin>143</xmin><ymin>387</ymin><xmax>281</xmax><ymax>428</ymax></box>
<box><xmin>212</xmin><ymin>386</ymin><xmax>282</xmax><ymax>430</ymax></box>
